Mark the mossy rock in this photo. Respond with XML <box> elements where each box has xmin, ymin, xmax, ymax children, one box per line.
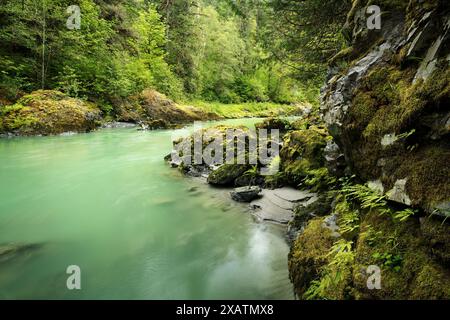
<box><xmin>255</xmin><ymin>117</ymin><xmax>290</xmax><ymax>131</ymax></box>
<box><xmin>0</xmin><ymin>90</ymin><xmax>101</xmax><ymax>136</ymax></box>
<box><xmin>288</xmin><ymin>219</ymin><xmax>335</xmax><ymax>297</ymax></box>
<box><xmin>280</xmin><ymin>126</ymin><xmax>331</xmax><ymax>186</ymax></box>
<box><xmin>342</xmin><ymin>62</ymin><xmax>450</xmax><ymax>210</ymax></box>
<box><xmin>207</xmin><ymin>164</ymin><xmax>250</xmax><ymax>186</ymax></box>
<box><xmin>116</xmin><ymin>89</ymin><xmax>221</xmax><ymax>124</ymax></box>
<box><xmin>292</xmin><ymin>194</ymin><xmax>333</xmax><ymax>230</ymax></box>
<box><xmin>352</xmin><ymin>211</ymin><xmax>450</xmax><ymax>300</ymax></box>
<box><xmin>420</xmin><ymin>217</ymin><xmax>450</xmax><ymax>267</ymax></box>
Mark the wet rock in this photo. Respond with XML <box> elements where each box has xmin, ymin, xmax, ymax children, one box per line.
<box><xmin>322</xmin><ymin>214</ymin><xmax>341</xmax><ymax>238</ymax></box>
<box><xmin>234</xmin><ymin>174</ymin><xmax>265</xmax><ymax>188</ymax></box>
<box><xmin>250</xmin><ymin>187</ymin><xmax>317</xmax><ymax>224</ymax></box>
<box><xmin>138</xmin><ymin>119</ymin><xmax>168</xmax><ymax>130</ymax></box>
<box><xmin>414</xmin><ymin>16</ymin><xmax>450</xmax><ymax>83</ymax></box>
<box><xmin>255</xmin><ymin>117</ymin><xmax>290</xmax><ymax>132</ymax></box>
<box><xmin>230</xmin><ymin>186</ymin><xmax>262</xmax><ymax>203</ymax></box>
<box><xmin>101</xmin><ymin>122</ymin><xmax>137</xmax><ymax>129</ymax></box>
<box><xmin>292</xmin><ymin>193</ymin><xmax>332</xmax><ymax>226</ymax></box>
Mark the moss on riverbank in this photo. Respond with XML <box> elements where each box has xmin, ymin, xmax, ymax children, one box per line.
<box><xmin>0</xmin><ymin>90</ymin><xmax>102</xmax><ymax>136</ymax></box>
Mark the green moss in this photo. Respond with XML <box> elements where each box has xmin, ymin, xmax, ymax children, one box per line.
<box><xmin>420</xmin><ymin>217</ymin><xmax>450</xmax><ymax>266</ymax></box>
<box><xmin>255</xmin><ymin>117</ymin><xmax>290</xmax><ymax>131</ymax></box>
<box><xmin>384</xmin><ymin>143</ymin><xmax>450</xmax><ymax>206</ymax></box>
<box><xmin>0</xmin><ymin>90</ymin><xmax>102</xmax><ymax>136</ymax></box>
<box><xmin>280</xmin><ymin>126</ymin><xmax>331</xmax><ymax>186</ymax></box>
<box><xmin>207</xmin><ymin>164</ymin><xmax>250</xmax><ymax>186</ymax></box>
<box><xmin>288</xmin><ymin>219</ymin><xmax>335</xmax><ymax>297</ymax></box>
<box><xmin>352</xmin><ymin>211</ymin><xmax>450</xmax><ymax>299</ymax></box>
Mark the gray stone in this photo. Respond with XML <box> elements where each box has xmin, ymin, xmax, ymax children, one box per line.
<box><xmin>386</xmin><ymin>179</ymin><xmax>412</xmax><ymax>206</ymax></box>
<box><xmin>230</xmin><ymin>186</ymin><xmax>261</xmax><ymax>202</ymax></box>
<box><xmin>250</xmin><ymin>188</ymin><xmax>317</xmax><ymax>224</ymax></box>
<box><xmin>322</xmin><ymin>214</ymin><xmax>341</xmax><ymax>238</ymax></box>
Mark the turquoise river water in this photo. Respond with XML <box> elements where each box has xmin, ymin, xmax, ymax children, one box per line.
<box><xmin>0</xmin><ymin>119</ymin><xmax>294</xmax><ymax>299</ymax></box>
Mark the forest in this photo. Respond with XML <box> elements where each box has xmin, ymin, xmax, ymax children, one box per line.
<box><xmin>0</xmin><ymin>0</ymin><xmax>348</xmax><ymax>112</ymax></box>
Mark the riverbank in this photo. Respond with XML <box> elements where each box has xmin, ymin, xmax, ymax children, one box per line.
<box><xmin>0</xmin><ymin>89</ymin><xmax>306</xmax><ymax>137</ymax></box>
<box><xmin>165</xmin><ymin>113</ymin><xmax>450</xmax><ymax>300</ymax></box>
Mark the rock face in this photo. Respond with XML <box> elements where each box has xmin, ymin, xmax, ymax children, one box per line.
<box><xmin>288</xmin><ymin>0</ymin><xmax>450</xmax><ymax>301</ymax></box>
<box><xmin>0</xmin><ymin>90</ymin><xmax>102</xmax><ymax>136</ymax></box>
<box><xmin>230</xmin><ymin>186</ymin><xmax>261</xmax><ymax>202</ymax></box>
<box><xmin>320</xmin><ymin>0</ymin><xmax>450</xmax><ymax>215</ymax></box>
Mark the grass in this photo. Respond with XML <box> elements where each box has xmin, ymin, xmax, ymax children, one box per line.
<box><xmin>184</xmin><ymin>100</ymin><xmax>305</xmax><ymax>119</ymax></box>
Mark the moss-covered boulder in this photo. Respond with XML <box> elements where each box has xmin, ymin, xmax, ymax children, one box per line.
<box><xmin>288</xmin><ymin>219</ymin><xmax>336</xmax><ymax>298</ymax></box>
<box><xmin>279</xmin><ymin>125</ymin><xmax>332</xmax><ymax>186</ymax></box>
<box><xmin>116</xmin><ymin>89</ymin><xmax>220</xmax><ymax>127</ymax></box>
<box><xmin>352</xmin><ymin>212</ymin><xmax>450</xmax><ymax>300</ymax></box>
<box><xmin>207</xmin><ymin>164</ymin><xmax>250</xmax><ymax>186</ymax></box>
<box><xmin>0</xmin><ymin>90</ymin><xmax>102</xmax><ymax>136</ymax></box>
<box><xmin>255</xmin><ymin>117</ymin><xmax>290</xmax><ymax>132</ymax></box>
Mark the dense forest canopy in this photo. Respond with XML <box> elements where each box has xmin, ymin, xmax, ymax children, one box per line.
<box><xmin>0</xmin><ymin>0</ymin><xmax>349</xmax><ymax>112</ymax></box>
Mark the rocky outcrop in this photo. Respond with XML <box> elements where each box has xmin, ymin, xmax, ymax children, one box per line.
<box><xmin>115</xmin><ymin>89</ymin><xmax>220</xmax><ymax>129</ymax></box>
<box><xmin>320</xmin><ymin>0</ymin><xmax>450</xmax><ymax>215</ymax></box>
<box><xmin>0</xmin><ymin>90</ymin><xmax>102</xmax><ymax>136</ymax></box>
<box><xmin>288</xmin><ymin>0</ymin><xmax>450</xmax><ymax>300</ymax></box>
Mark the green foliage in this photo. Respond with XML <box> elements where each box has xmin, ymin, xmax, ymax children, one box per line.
<box><xmin>304</xmin><ymin>239</ymin><xmax>355</xmax><ymax>300</ymax></box>
<box><xmin>372</xmin><ymin>252</ymin><xmax>403</xmax><ymax>272</ymax></box>
<box><xmin>341</xmin><ymin>183</ymin><xmax>391</xmax><ymax>215</ymax></box>
<box><xmin>0</xmin><ymin>0</ymin><xmax>180</xmax><ymax>106</ymax></box>
<box><xmin>338</xmin><ymin>178</ymin><xmax>418</xmax><ymax>223</ymax></box>
<box><xmin>360</xmin><ymin>225</ymin><xmax>382</xmax><ymax>247</ymax></box>
<box><xmin>335</xmin><ymin>197</ymin><xmax>360</xmax><ymax>236</ymax></box>
<box><xmin>302</xmin><ymin>167</ymin><xmax>337</xmax><ymax>191</ymax></box>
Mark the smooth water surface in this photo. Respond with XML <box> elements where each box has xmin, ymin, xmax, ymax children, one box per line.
<box><xmin>0</xmin><ymin>119</ymin><xmax>294</xmax><ymax>299</ymax></box>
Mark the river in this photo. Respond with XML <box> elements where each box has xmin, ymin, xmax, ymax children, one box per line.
<box><xmin>0</xmin><ymin>119</ymin><xmax>294</xmax><ymax>299</ymax></box>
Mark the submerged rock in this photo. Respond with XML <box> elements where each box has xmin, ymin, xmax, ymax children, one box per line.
<box><xmin>0</xmin><ymin>243</ymin><xmax>43</xmax><ymax>263</ymax></box>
